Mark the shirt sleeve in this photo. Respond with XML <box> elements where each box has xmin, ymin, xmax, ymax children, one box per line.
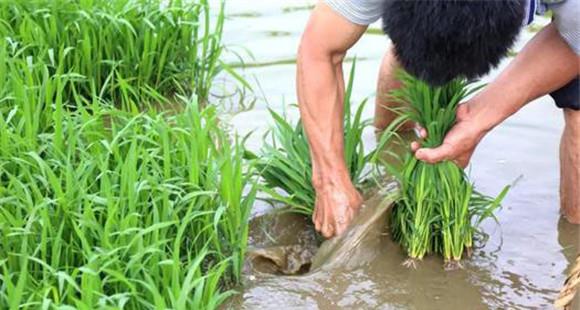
<box><xmin>324</xmin><ymin>0</ymin><xmax>385</xmax><ymax>26</ymax></box>
<box><xmin>551</xmin><ymin>0</ymin><xmax>580</xmax><ymax>54</ymax></box>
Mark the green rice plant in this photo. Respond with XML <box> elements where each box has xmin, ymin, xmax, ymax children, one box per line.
<box><xmin>0</xmin><ymin>45</ymin><xmax>255</xmax><ymax>309</ymax></box>
<box><xmin>247</xmin><ymin>60</ymin><xmax>372</xmax><ymax>215</ymax></box>
<box><xmin>0</xmin><ymin>0</ymin><xmax>242</xmax><ymax>108</ymax></box>
<box><xmin>375</xmin><ymin>72</ymin><xmax>509</xmax><ymax>267</ymax></box>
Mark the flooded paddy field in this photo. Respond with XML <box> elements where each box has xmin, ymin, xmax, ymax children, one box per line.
<box><xmin>222</xmin><ymin>1</ymin><xmax>579</xmax><ymax>309</ymax></box>
<box><xmin>4</xmin><ymin>1</ymin><xmax>575</xmax><ymax>308</ymax></box>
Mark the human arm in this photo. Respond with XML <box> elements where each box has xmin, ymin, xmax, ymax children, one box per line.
<box><xmin>297</xmin><ymin>3</ymin><xmax>367</xmax><ymax>238</ymax></box>
<box><xmin>413</xmin><ymin>23</ymin><xmax>580</xmax><ymax>167</ymax></box>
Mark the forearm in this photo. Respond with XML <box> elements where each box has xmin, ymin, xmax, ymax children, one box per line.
<box><xmin>297</xmin><ymin>45</ymin><xmax>349</xmax><ymax>185</ymax></box>
<box><xmin>296</xmin><ymin>3</ymin><xmax>366</xmax><ymax>186</ymax></box>
<box><xmin>471</xmin><ymin>23</ymin><xmax>579</xmax><ymax>132</ymax></box>
<box><xmin>295</xmin><ymin>3</ymin><xmax>367</xmax><ymax>237</ymax></box>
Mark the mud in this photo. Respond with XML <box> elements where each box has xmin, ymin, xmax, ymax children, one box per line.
<box><xmin>245</xmin><ymin>182</ymin><xmax>397</xmax><ymax>277</ymax></box>
<box><xmin>309</xmin><ymin>183</ymin><xmax>397</xmax><ymax>272</ymax></box>
<box><xmin>245</xmin><ymin>212</ymin><xmax>318</xmax><ymax>275</ymax></box>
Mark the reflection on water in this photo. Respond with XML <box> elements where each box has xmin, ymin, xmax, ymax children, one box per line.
<box><xmin>223</xmin><ymin>1</ymin><xmax>580</xmax><ymax>308</ymax></box>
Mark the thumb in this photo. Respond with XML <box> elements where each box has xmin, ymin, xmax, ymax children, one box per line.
<box><xmin>456</xmin><ymin>103</ymin><xmax>470</xmax><ymax>121</ymax></box>
<box><xmin>415</xmin><ymin>142</ymin><xmax>456</xmax><ymax>164</ymax></box>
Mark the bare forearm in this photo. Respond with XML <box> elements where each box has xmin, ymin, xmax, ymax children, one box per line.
<box><xmin>414</xmin><ymin>23</ymin><xmax>579</xmax><ymax>166</ymax></box>
<box><xmin>472</xmin><ymin>23</ymin><xmax>579</xmax><ymax>131</ymax></box>
<box><xmin>295</xmin><ymin>3</ymin><xmax>367</xmax><ymax>238</ymax></box>
<box><xmin>296</xmin><ymin>3</ymin><xmax>366</xmax><ymax>185</ymax></box>
<box><xmin>297</xmin><ymin>47</ymin><xmax>348</xmax><ymax>184</ymax></box>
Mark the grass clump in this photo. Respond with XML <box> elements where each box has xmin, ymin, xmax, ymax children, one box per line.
<box><xmin>376</xmin><ymin>72</ymin><xmax>509</xmax><ymax>267</ymax></box>
<box><xmin>0</xmin><ymin>4</ymin><xmax>255</xmax><ymax>309</ymax></box>
<box><xmin>0</xmin><ymin>0</ymin><xmax>235</xmax><ymax>107</ymax></box>
<box><xmin>0</xmin><ymin>79</ymin><xmax>255</xmax><ymax>308</ymax></box>
<box><xmin>247</xmin><ymin>61</ymin><xmax>371</xmax><ymax>215</ymax></box>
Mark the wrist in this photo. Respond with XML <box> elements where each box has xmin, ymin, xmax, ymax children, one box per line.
<box><xmin>311</xmin><ymin>160</ymin><xmax>350</xmax><ymax>189</ymax></box>
<box><xmin>467</xmin><ymin>87</ymin><xmax>523</xmax><ymax>133</ymax></box>
<box><xmin>470</xmin><ymin>73</ymin><xmax>532</xmax><ymax>132</ymax></box>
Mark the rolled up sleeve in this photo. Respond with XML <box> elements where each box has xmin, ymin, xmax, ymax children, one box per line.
<box><xmin>324</xmin><ymin>0</ymin><xmax>385</xmax><ymax>26</ymax></box>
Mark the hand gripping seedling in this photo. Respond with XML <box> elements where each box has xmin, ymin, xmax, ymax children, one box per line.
<box><xmin>377</xmin><ymin>72</ymin><xmax>509</xmax><ymax>269</ymax></box>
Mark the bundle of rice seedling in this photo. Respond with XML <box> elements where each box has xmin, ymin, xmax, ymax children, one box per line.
<box><xmin>376</xmin><ymin>72</ymin><xmax>509</xmax><ymax>267</ymax></box>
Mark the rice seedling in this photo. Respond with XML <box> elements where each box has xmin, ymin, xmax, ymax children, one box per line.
<box><xmin>0</xmin><ymin>94</ymin><xmax>256</xmax><ymax>308</ymax></box>
<box><xmin>0</xmin><ymin>0</ymin><xmax>244</xmax><ymax>108</ymax></box>
<box><xmin>0</xmin><ymin>19</ymin><xmax>255</xmax><ymax>310</ymax></box>
<box><xmin>374</xmin><ymin>72</ymin><xmax>509</xmax><ymax>267</ymax></box>
<box><xmin>247</xmin><ymin>61</ymin><xmax>372</xmax><ymax>215</ymax></box>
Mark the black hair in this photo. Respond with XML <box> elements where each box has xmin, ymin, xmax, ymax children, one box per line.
<box><xmin>382</xmin><ymin>0</ymin><xmax>526</xmax><ymax>85</ymax></box>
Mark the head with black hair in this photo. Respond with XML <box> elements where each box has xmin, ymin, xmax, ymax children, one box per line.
<box><xmin>382</xmin><ymin>0</ymin><xmax>526</xmax><ymax>85</ymax></box>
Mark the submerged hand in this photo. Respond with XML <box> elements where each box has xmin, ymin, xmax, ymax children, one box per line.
<box><xmin>411</xmin><ymin>103</ymin><xmax>490</xmax><ymax>168</ymax></box>
<box><xmin>312</xmin><ymin>174</ymin><xmax>363</xmax><ymax>239</ymax></box>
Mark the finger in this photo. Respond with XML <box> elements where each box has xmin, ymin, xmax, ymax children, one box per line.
<box><xmin>313</xmin><ymin>215</ymin><xmax>321</xmax><ymax>232</ymax></box>
<box><xmin>449</xmin><ymin>156</ymin><xmax>465</xmax><ymax>168</ymax></box>
<box><xmin>455</xmin><ymin>159</ymin><xmax>468</xmax><ymax>169</ymax></box>
<box><xmin>415</xmin><ymin>142</ymin><xmax>455</xmax><ymax>164</ymax></box>
<box><xmin>312</xmin><ymin>203</ymin><xmax>321</xmax><ymax>232</ymax></box>
<box><xmin>456</xmin><ymin>104</ymin><xmax>469</xmax><ymax>120</ymax></box>
<box><xmin>322</xmin><ymin>223</ymin><xmax>335</xmax><ymax>239</ymax></box>
<box><xmin>410</xmin><ymin>141</ymin><xmax>420</xmax><ymax>152</ymax></box>
<box><xmin>413</xmin><ymin>125</ymin><xmax>427</xmax><ymax>139</ymax></box>
<box><xmin>451</xmin><ymin>159</ymin><xmax>461</xmax><ymax>168</ymax></box>
<box><xmin>456</xmin><ymin>154</ymin><xmax>471</xmax><ymax>169</ymax></box>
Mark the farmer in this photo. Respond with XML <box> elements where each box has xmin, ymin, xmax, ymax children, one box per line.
<box><xmin>297</xmin><ymin>0</ymin><xmax>579</xmax><ymax>238</ymax></box>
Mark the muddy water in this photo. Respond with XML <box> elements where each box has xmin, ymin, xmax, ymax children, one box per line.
<box><xmin>221</xmin><ymin>1</ymin><xmax>579</xmax><ymax>309</ymax></box>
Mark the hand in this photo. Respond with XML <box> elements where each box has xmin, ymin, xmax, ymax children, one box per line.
<box><xmin>411</xmin><ymin>22</ymin><xmax>578</xmax><ymax>168</ymax></box>
<box><xmin>312</xmin><ymin>172</ymin><xmax>363</xmax><ymax>238</ymax></box>
<box><xmin>411</xmin><ymin>102</ymin><xmax>490</xmax><ymax>168</ymax></box>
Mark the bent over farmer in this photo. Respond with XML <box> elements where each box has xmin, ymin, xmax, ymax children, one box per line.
<box><xmin>297</xmin><ymin>0</ymin><xmax>579</xmax><ymax>238</ymax></box>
